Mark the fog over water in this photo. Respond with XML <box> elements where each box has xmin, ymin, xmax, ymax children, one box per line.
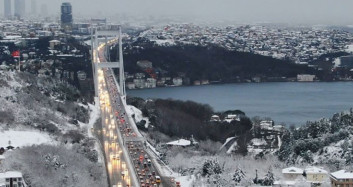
<box><xmin>1</xmin><ymin>0</ymin><xmax>353</xmax><ymax>25</ymax></box>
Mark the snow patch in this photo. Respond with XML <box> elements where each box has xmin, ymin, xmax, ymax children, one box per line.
<box><xmin>126</xmin><ymin>105</ymin><xmax>150</xmax><ymax>128</ymax></box>
<box><xmin>0</xmin><ymin>130</ymin><xmax>55</xmax><ymax>148</ymax></box>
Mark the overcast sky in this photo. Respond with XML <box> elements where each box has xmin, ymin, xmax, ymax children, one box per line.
<box><xmin>1</xmin><ymin>0</ymin><xmax>353</xmax><ymax>25</ymax></box>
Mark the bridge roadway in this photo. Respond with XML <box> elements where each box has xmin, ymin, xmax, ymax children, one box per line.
<box><xmin>96</xmin><ymin>41</ymin><xmax>175</xmax><ymax>187</ymax></box>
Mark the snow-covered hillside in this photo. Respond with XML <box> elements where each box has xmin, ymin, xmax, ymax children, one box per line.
<box><xmin>0</xmin><ymin>70</ymin><xmax>106</xmax><ymax>187</ymax></box>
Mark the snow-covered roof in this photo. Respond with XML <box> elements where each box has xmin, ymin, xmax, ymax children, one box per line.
<box><xmin>282</xmin><ymin>167</ymin><xmax>303</xmax><ymax>174</ymax></box>
<box><xmin>274</xmin><ymin>180</ymin><xmax>296</xmax><ymax>185</ymax></box>
<box><xmin>305</xmin><ymin>166</ymin><xmax>328</xmax><ymax>174</ymax></box>
<box><xmin>166</xmin><ymin>139</ymin><xmax>194</xmax><ymax>146</ymax></box>
<box><xmin>331</xmin><ymin>170</ymin><xmax>353</xmax><ymax>179</ymax></box>
<box><xmin>0</xmin><ymin>171</ymin><xmax>22</xmax><ymax>179</ymax></box>
<box><xmin>49</xmin><ymin>40</ymin><xmax>60</xmax><ymax>43</ymax></box>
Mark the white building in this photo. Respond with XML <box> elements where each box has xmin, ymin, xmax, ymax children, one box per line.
<box><xmin>282</xmin><ymin>167</ymin><xmax>304</xmax><ymax>180</ymax></box>
<box><xmin>210</xmin><ymin>115</ymin><xmax>221</xmax><ymax>122</ymax></box>
<box><xmin>172</xmin><ymin>77</ymin><xmax>183</xmax><ymax>86</ymax></box>
<box><xmin>145</xmin><ymin>78</ymin><xmax>156</xmax><ymax>88</ymax></box>
<box><xmin>224</xmin><ymin>114</ymin><xmax>240</xmax><ymax>123</ymax></box>
<box><xmin>133</xmin><ymin>79</ymin><xmax>145</xmax><ymax>89</ymax></box>
<box><xmin>304</xmin><ymin>166</ymin><xmax>329</xmax><ymax>186</ymax></box>
<box><xmin>0</xmin><ymin>171</ymin><xmax>26</xmax><ymax>187</ymax></box>
<box><xmin>297</xmin><ymin>74</ymin><xmax>315</xmax><ymax>82</ymax></box>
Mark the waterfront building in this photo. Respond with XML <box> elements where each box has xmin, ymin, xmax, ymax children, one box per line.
<box><xmin>297</xmin><ymin>74</ymin><xmax>315</xmax><ymax>82</ymax></box>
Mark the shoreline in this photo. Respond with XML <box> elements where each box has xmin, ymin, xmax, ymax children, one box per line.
<box><xmin>126</xmin><ymin>79</ymin><xmax>353</xmax><ymax>90</ymax></box>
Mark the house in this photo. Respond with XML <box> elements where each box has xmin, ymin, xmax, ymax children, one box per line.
<box><xmin>0</xmin><ymin>171</ymin><xmax>26</xmax><ymax>187</ymax></box>
<box><xmin>224</xmin><ymin>114</ymin><xmax>240</xmax><ymax>123</ymax></box>
<box><xmin>282</xmin><ymin>167</ymin><xmax>304</xmax><ymax>180</ymax></box>
<box><xmin>304</xmin><ymin>166</ymin><xmax>328</xmax><ymax>186</ymax></box>
<box><xmin>49</xmin><ymin>40</ymin><xmax>60</xmax><ymax>49</ymax></box>
<box><xmin>330</xmin><ymin>170</ymin><xmax>353</xmax><ymax>187</ymax></box>
<box><xmin>172</xmin><ymin>77</ymin><xmax>183</xmax><ymax>86</ymax></box>
<box><xmin>145</xmin><ymin>78</ymin><xmax>156</xmax><ymax>88</ymax></box>
<box><xmin>133</xmin><ymin>79</ymin><xmax>146</xmax><ymax>89</ymax></box>
<box><xmin>210</xmin><ymin>115</ymin><xmax>221</xmax><ymax>122</ymax></box>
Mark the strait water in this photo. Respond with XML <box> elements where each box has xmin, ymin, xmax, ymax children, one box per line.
<box><xmin>127</xmin><ymin>82</ymin><xmax>353</xmax><ymax>126</ymax></box>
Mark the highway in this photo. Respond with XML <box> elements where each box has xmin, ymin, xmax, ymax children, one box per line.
<box><xmin>94</xmin><ymin>37</ymin><xmax>176</xmax><ymax>187</ymax></box>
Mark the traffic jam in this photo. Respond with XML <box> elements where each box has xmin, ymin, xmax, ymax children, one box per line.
<box><xmin>98</xmin><ymin>43</ymin><xmax>164</xmax><ymax>187</ymax></box>
<box><xmin>104</xmin><ymin>69</ymin><xmax>162</xmax><ymax>187</ymax></box>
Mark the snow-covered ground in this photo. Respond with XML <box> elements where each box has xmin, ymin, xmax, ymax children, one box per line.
<box><xmin>150</xmin><ymin>39</ymin><xmax>176</xmax><ymax>46</ymax></box>
<box><xmin>0</xmin><ymin>130</ymin><xmax>55</xmax><ymax>148</ymax></box>
<box><xmin>126</xmin><ymin>105</ymin><xmax>150</xmax><ymax>128</ymax></box>
<box><xmin>346</xmin><ymin>44</ymin><xmax>353</xmax><ymax>53</ymax></box>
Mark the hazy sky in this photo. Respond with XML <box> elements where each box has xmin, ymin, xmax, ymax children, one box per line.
<box><xmin>1</xmin><ymin>0</ymin><xmax>353</xmax><ymax>25</ymax></box>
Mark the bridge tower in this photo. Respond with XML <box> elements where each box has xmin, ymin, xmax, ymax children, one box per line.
<box><xmin>91</xmin><ymin>25</ymin><xmax>126</xmax><ymax>100</ymax></box>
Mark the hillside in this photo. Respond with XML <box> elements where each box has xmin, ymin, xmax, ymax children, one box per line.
<box><xmin>0</xmin><ymin>70</ymin><xmax>106</xmax><ymax>187</ymax></box>
<box><xmin>127</xmin><ymin>97</ymin><xmax>252</xmax><ymax>143</ymax></box>
<box><xmin>116</xmin><ymin>41</ymin><xmax>315</xmax><ymax>83</ymax></box>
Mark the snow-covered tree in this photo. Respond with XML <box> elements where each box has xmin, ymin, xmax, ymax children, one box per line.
<box><xmin>233</xmin><ymin>167</ymin><xmax>245</xmax><ymax>184</ymax></box>
<box><xmin>201</xmin><ymin>158</ymin><xmax>223</xmax><ymax>176</ymax></box>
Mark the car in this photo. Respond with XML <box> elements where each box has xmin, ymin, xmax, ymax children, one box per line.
<box><xmin>155</xmin><ymin>176</ymin><xmax>161</xmax><ymax>183</ymax></box>
<box><xmin>147</xmin><ymin>159</ymin><xmax>152</xmax><ymax>166</ymax></box>
<box><xmin>176</xmin><ymin>181</ymin><xmax>181</xmax><ymax>187</ymax></box>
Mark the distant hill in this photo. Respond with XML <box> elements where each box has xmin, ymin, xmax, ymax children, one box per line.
<box><xmin>116</xmin><ymin>41</ymin><xmax>315</xmax><ymax>83</ymax></box>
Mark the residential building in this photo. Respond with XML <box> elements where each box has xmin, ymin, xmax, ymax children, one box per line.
<box><xmin>49</xmin><ymin>40</ymin><xmax>60</xmax><ymax>49</ymax></box>
<box><xmin>330</xmin><ymin>170</ymin><xmax>353</xmax><ymax>187</ymax></box>
<box><xmin>210</xmin><ymin>115</ymin><xmax>221</xmax><ymax>122</ymax></box>
<box><xmin>224</xmin><ymin>114</ymin><xmax>240</xmax><ymax>123</ymax></box>
<box><xmin>133</xmin><ymin>79</ymin><xmax>145</xmax><ymax>89</ymax></box>
<box><xmin>0</xmin><ymin>171</ymin><xmax>25</xmax><ymax>187</ymax></box>
<box><xmin>304</xmin><ymin>166</ymin><xmax>328</xmax><ymax>186</ymax></box>
<box><xmin>282</xmin><ymin>167</ymin><xmax>304</xmax><ymax>181</ymax></box>
<box><xmin>145</xmin><ymin>78</ymin><xmax>156</xmax><ymax>88</ymax></box>
<box><xmin>172</xmin><ymin>77</ymin><xmax>182</xmax><ymax>86</ymax></box>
